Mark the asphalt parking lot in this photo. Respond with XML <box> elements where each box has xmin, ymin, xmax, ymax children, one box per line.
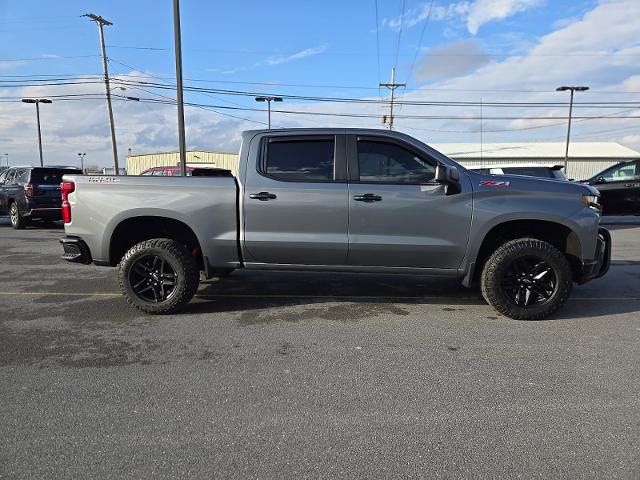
<box><xmin>1</xmin><ymin>218</ymin><xmax>639</xmax><ymax>479</ymax></box>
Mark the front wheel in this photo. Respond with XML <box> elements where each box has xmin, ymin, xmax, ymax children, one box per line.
<box><xmin>481</xmin><ymin>238</ymin><xmax>573</xmax><ymax>320</ymax></box>
<box><xmin>118</xmin><ymin>238</ymin><xmax>200</xmax><ymax>314</ymax></box>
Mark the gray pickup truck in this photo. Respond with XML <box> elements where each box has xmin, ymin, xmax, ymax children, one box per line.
<box><xmin>60</xmin><ymin>129</ymin><xmax>610</xmax><ymax>320</ymax></box>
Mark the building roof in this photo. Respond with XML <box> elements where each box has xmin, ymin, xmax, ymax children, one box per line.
<box><xmin>430</xmin><ymin>142</ymin><xmax>640</xmax><ymax>159</ymax></box>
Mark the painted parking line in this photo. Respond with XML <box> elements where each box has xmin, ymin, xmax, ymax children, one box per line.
<box><xmin>0</xmin><ymin>291</ymin><xmax>639</xmax><ymax>301</ymax></box>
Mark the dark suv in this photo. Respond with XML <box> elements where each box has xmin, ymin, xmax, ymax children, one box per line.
<box><xmin>0</xmin><ymin>166</ymin><xmax>82</xmax><ymax>229</ymax></box>
<box><xmin>584</xmin><ymin>160</ymin><xmax>640</xmax><ymax>215</ymax></box>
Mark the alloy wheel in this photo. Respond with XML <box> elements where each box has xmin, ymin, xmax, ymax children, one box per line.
<box><xmin>500</xmin><ymin>256</ymin><xmax>558</xmax><ymax>307</ymax></box>
<box><xmin>128</xmin><ymin>254</ymin><xmax>177</xmax><ymax>303</ymax></box>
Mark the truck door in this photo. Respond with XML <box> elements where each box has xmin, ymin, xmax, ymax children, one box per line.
<box><xmin>346</xmin><ymin>136</ymin><xmax>472</xmax><ymax>269</ymax></box>
<box><xmin>242</xmin><ymin>134</ymin><xmax>349</xmax><ymax>266</ymax></box>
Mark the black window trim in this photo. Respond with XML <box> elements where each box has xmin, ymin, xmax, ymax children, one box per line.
<box><xmin>347</xmin><ymin>135</ymin><xmax>441</xmax><ymax>186</ymax></box>
<box><xmin>257</xmin><ymin>134</ymin><xmax>347</xmax><ymax>184</ymax></box>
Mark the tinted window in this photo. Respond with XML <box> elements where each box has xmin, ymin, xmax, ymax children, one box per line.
<box><xmin>30</xmin><ymin>168</ymin><xmax>80</xmax><ymax>184</ymax></box>
<box><xmin>357</xmin><ymin>140</ymin><xmax>436</xmax><ymax>184</ymax></box>
<box><xmin>601</xmin><ymin>162</ymin><xmax>638</xmax><ymax>181</ymax></box>
<box><xmin>501</xmin><ymin>167</ymin><xmax>555</xmax><ymax>178</ymax></box>
<box><xmin>265</xmin><ymin>139</ymin><xmax>334</xmax><ymax>181</ymax></box>
<box><xmin>141</xmin><ymin>170</ymin><xmax>153</xmax><ymax>176</ymax></box>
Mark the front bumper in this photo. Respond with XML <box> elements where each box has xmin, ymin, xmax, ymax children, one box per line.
<box><xmin>60</xmin><ymin>236</ymin><xmax>92</xmax><ymax>264</ymax></box>
<box><xmin>577</xmin><ymin>227</ymin><xmax>611</xmax><ymax>284</ymax></box>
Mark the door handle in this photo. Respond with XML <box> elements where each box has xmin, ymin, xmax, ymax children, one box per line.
<box><xmin>249</xmin><ymin>191</ymin><xmax>277</xmax><ymax>201</ymax></box>
<box><xmin>353</xmin><ymin>193</ymin><xmax>382</xmax><ymax>202</ymax></box>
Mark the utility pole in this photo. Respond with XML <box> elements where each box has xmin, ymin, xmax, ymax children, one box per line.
<box><xmin>21</xmin><ymin>98</ymin><xmax>52</xmax><ymax>167</ymax></box>
<box><xmin>84</xmin><ymin>13</ymin><xmax>120</xmax><ymax>175</ymax></box>
<box><xmin>255</xmin><ymin>96</ymin><xmax>283</xmax><ymax>129</ymax></box>
<box><xmin>172</xmin><ymin>0</ymin><xmax>188</xmax><ymax>176</ymax></box>
<box><xmin>379</xmin><ymin>67</ymin><xmax>406</xmax><ymax>130</ymax></box>
<box><xmin>3</xmin><ymin>153</ymin><xmax>8</xmax><ymax>167</ymax></box>
<box><xmin>556</xmin><ymin>85</ymin><xmax>589</xmax><ymax>173</ymax></box>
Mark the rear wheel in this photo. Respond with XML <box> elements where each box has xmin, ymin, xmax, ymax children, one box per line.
<box><xmin>481</xmin><ymin>238</ymin><xmax>572</xmax><ymax>320</ymax></box>
<box><xmin>118</xmin><ymin>238</ymin><xmax>200</xmax><ymax>314</ymax></box>
<box><xmin>9</xmin><ymin>202</ymin><xmax>27</xmax><ymax>229</ymax></box>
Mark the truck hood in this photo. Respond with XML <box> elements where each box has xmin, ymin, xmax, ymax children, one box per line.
<box><xmin>465</xmin><ymin>170</ymin><xmax>599</xmax><ymax>196</ymax></box>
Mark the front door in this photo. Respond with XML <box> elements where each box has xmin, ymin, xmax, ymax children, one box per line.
<box><xmin>594</xmin><ymin>161</ymin><xmax>640</xmax><ymax>215</ymax></box>
<box><xmin>346</xmin><ymin>136</ymin><xmax>472</xmax><ymax>269</ymax></box>
<box><xmin>242</xmin><ymin>134</ymin><xmax>349</xmax><ymax>266</ymax></box>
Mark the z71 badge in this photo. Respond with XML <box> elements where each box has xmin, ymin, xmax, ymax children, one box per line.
<box><xmin>480</xmin><ymin>180</ymin><xmax>511</xmax><ymax>187</ymax></box>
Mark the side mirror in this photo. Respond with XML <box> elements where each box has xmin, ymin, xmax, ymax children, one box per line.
<box><xmin>596</xmin><ymin>176</ymin><xmax>606</xmax><ymax>184</ymax></box>
<box><xmin>435</xmin><ymin>165</ymin><xmax>461</xmax><ymax>194</ymax></box>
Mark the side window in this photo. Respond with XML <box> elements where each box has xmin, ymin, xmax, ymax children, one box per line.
<box><xmin>264</xmin><ymin>138</ymin><xmax>335</xmax><ymax>182</ymax></box>
<box><xmin>602</xmin><ymin>162</ymin><xmax>637</xmax><ymax>181</ymax></box>
<box><xmin>357</xmin><ymin>140</ymin><xmax>436</xmax><ymax>184</ymax></box>
<box><xmin>141</xmin><ymin>170</ymin><xmax>153</xmax><ymax>176</ymax></box>
<box><xmin>0</xmin><ymin>170</ymin><xmax>8</xmax><ymax>184</ymax></box>
<box><xmin>5</xmin><ymin>170</ymin><xmax>16</xmax><ymax>184</ymax></box>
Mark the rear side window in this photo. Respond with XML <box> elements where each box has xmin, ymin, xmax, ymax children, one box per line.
<box><xmin>30</xmin><ymin>168</ymin><xmax>80</xmax><ymax>184</ymax></box>
<box><xmin>264</xmin><ymin>138</ymin><xmax>335</xmax><ymax>182</ymax></box>
<box><xmin>357</xmin><ymin>140</ymin><xmax>436</xmax><ymax>184</ymax></box>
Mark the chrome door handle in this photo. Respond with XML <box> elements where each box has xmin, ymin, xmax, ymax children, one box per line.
<box><xmin>249</xmin><ymin>191</ymin><xmax>277</xmax><ymax>201</ymax></box>
<box><xmin>353</xmin><ymin>193</ymin><xmax>382</xmax><ymax>202</ymax></box>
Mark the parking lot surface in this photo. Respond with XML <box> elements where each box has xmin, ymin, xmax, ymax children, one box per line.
<box><xmin>1</xmin><ymin>218</ymin><xmax>639</xmax><ymax>479</ymax></box>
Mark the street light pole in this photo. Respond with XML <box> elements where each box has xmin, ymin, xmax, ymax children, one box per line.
<box><xmin>21</xmin><ymin>98</ymin><xmax>52</xmax><ymax>167</ymax></box>
<box><xmin>78</xmin><ymin>153</ymin><xmax>86</xmax><ymax>172</ymax></box>
<box><xmin>556</xmin><ymin>85</ymin><xmax>589</xmax><ymax>173</ymax></box>
<box><xmin>254</xmin><ymin>96</ymin><xmax>283</xmax><ymax>129</ymax></box>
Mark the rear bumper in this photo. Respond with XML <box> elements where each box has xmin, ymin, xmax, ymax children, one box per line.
<box><xmin>25</xmin><ymin>207</ymin><xmax>62</xmax><ymax>220</ymax></box>
<box><xmin>577</xmin><ymin>227</ymin><xmax>611</xmax><ymax>284</ymax></box>
<box><xmin>60</xmin><ymin>236</ymin><xmax>92</xmax><ymax>264</ymax></box>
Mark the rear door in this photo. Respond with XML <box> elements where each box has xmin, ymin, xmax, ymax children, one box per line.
<box><xmin>594</xmin><ymin>161</ymin><xmax>640</xmax><ymax>215</ymax></box>
<box><xmin>242</xmin><ymin>134</ymin><xmax>349</xmax><ymax>265</ymax></box>
<box><xmin>346</xmin><ymin>136</ymin><xmax>472</xmax><ymax>269</ymax></box>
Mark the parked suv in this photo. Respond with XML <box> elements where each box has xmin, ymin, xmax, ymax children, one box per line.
<box><xmin>0</xmin><ymin>166</ymin><xmax>82</xmax><ymax>229</ymax></box>
<box><xmin>583</xmin><ymin>160</ymin><xmax>640</xmax><ymax>215</ymax></box>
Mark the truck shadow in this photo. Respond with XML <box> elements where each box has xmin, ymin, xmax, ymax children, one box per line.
<box><xmin>180</xmin><ymin>270</ymin><xmax>640</xmax><ymax>321</ymax></box>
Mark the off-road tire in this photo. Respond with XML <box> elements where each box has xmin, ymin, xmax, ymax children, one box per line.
<box><xmin>481</xmin><ymin>238</ymin><xmax>572</xmax><ymax>320</ymax></box>
<box><xmin>9</xmin><ymin>202</ymin><xmax>27</xmax><ymax>229</ymax></box>
<box><xmin>118</xmin><ymin>238</ymin><xmax>200</xmax><ymax>314</ymax></box>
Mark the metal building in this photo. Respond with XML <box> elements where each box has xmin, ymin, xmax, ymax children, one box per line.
<box><xmin>126</xmin><ymin>142</ymin><xmax>640</xmax><ymax>180</ymax></box>
<box><xmin>126</xmin><ymin>150</ymin><xmax>239</xmax><ymax>176</ymax></box>
<box><xmin>432</xmin><ymin>142</ymin><xmax>640</xmax><ymax>180</ymax></box>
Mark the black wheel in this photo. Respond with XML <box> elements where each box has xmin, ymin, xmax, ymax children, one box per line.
<box><xmin>481</xmin><ymin>238</ymin><xmax>572</xmax><ymax>320</ymax></box>
<box><xmin>9</xmin><ymin>202</ymin><xmax>27</xmax><ymax>229</ymax></box>
<box><xmin>118</xmin><ymin>238</ymin><xmax>200</xmax><ymax>314</ymax></box>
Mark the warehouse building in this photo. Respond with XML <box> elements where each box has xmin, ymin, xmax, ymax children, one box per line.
<box><xmin>126</xmin><ymin>141</ymin><xmax>640</xmax><ymax>180</ymax></box>
<box><xmin>126</xmin><ymin>150</ymin><xmax>239</xmax><ymax>176</ymax></box>
<box><xmin>433</xmin><ymin>142</ymin><xmax>640</xmax><ymax>180</ymax></box>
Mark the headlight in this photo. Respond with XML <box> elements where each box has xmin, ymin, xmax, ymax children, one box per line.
<box><xmin>582</xmin><ymin>194</ymin><xmax>601</xmax><ymax>212</ymax></box>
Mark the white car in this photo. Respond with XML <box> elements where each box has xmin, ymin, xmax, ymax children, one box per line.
<box><xmin>467</xmin><ymin>163</ymin><xmax>568</xmax><ymax>181</ymax></box>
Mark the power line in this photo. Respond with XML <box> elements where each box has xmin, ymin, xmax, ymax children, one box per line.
<box><xmin>405</xmin><ymin>0</ymin><xmax>434</xmax><ymax>84</ymax></box>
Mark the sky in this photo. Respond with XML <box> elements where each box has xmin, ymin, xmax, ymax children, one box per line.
<box><xmin>1</xmin><ymin>0</ymin><xmax>639</xmax><ymax>168</ymax></box>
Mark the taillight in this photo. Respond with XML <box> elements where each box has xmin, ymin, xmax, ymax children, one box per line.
<box><xmin>61</xmin><ymin>181</ymin><xmax>75</xmax><ymax>223</ymax></box>
<box><xmin>25</xmin><ymin>183</ymin><xmax>37</xmax><ymax>197</ymax></box>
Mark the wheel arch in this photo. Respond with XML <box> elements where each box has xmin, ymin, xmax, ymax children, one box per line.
<box><xmin>109</xmin><ymin>215</ymin><xmax>204</xmax><ymax>270</ymax></box>
<box><xmin>466</xmin><ymin>218</ymin><xmax>583</xmax><ymax>285</ymax></box>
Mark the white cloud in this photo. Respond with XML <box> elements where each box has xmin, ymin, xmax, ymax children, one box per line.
<box><xmin>265</xmin><ymin>45</ymin><xmax>327</xmax><ymax>66</ymax></box>
<box><xmin>465</xmin><ymin>0</ymin><xmax>543</xmax><ymax>34</ymax></box>
<box><xmin>386</xmin><ymin>0</ymin><xmax>543</xmax><ymax>34</ymax></box>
